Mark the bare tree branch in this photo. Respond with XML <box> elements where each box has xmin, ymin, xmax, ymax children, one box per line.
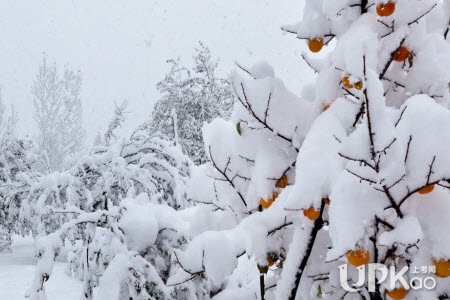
<box><xmin>426</xmin><ymin>156</ymin><xmax>436</xmax><ymax>184</ymax></box>
<box><xmin>408</xmin><ymin>4</ymin><xmax>437</xmax><ymax>26</ymax></box>
<box><xmin>338</xmin><ymin>153</ymin><xmax>376</xmax><ymax>170</ymax></box>
<box><xmin>379</xmin><ymin>38</ymin><xmax>406</xmax><ymax>80</ymax></box>
<box><xmin>345</xmin><ymin>168</ymin><xmax>377</xmax><ymax>184</ymax></box>
<box><xmin>208</xmin><ymin>146</ymin><xmax>247</xmax><ymax>207</ymax></box>
<box><xmin>395</xmin><ymin>106</ymin><xmax>407</xmax><ymax>127</ymax></box>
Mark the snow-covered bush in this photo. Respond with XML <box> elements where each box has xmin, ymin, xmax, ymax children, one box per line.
<box><xmin>28</xmin><ymin>192</ymin><xmax>240</xmax><ymax>300</ymax></box>
<box><xmin>0</xmin><ymin>138</ymin><xmax>38</xmax><ymax>251</ymax></box>
<box><xmin>150</xmin><ymin>42</ymin><xmax>234</xmax><ymax>165</ymax></box>
<box><xmin>12</xmin><ymin>125</ymin><xmax>190</xmax><ymax>235</ymax></box>
<box><xmin>23</xmin><ymin>123</ymin><xmax>194</xmax><ymax>299</ymax></box>
<box><xmin>174</xmin><ymin>1</ymin><xmax>450</xmax><ymax>299</ymax></box>
<box><xmin>0</xmin><ymin>97</ymin><xmax>43</xmax><ymax>251</ymax></box>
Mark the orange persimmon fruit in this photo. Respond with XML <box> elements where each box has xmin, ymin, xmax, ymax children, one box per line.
<box><xmin>308</xmin><ymin>38</ymin><xmax>323</xmax><ymax>53</ymax></box>
<box><xmin>434</xmin><ymin>259</ymin><xmax>450</xmax><ymax>278</ymax></box>
<box><xmin>418</xmin><ymin>184</ymin><xmax>434</xmax><ymax>194</ymax></box>
<box><xmin>267</xmin><ymin>253</ymin><xmax>278</xmax><ymax>267</ymax></box>
<box><xmin>387</xmin><ymin>287</ymin><xmax>407</xmax><ymax>300</ymax></box>
<box><xmin>276</xmin><ymin>175</ymin><xmax>288</xmax><ymax>188</ymax></box>
<box><xmin>394</xmin><ymin>46</ymin><xmax>410</xmax><ymax>62</ymax></box>
<box><xmin>342</xmin><ymin>76</ymin><xmax>354</xmax><ymax>89</ymax></box>
<box><xmin>354</xmin><ymin>81</ymin><xmax>364</xmax><ymax>90</ymax></box>
<box><xmin>260</xmin><ymin>192</ymin><xmax>279</xmax><ymax>209</ymax></box>
<box><xmin>346</xmin><ymin>248</ymin><xmax>371</xmax><ymax>267</ymax></box>
<box><xmin>303</xmin><ymin>207</ymin><xmax>321</xmax><ymax>220</ymax></box>
<box><xmin>376</xmin><ymin>2</ymin><xmax>395</xmax><ymax>17</ymax></box>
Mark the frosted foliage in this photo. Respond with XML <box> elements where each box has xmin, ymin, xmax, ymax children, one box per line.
<box><xmin>4</xmin><ymin>125</ymin><xmax>191</xmax><ymax>299</ymax></box>
<box><xmin>172</xmin><ymin>62</ymin><xmax>321</xmax><ymax>298</ymax></box>
<box><xmin>6</xmin><ymin>0</ymin><xmax>450</xmax><ymax>299</ymax></box>
<box><xmin>180</xmin><ymin>0</ymin><xmax>450</xmax><ymax>299</ymax></box>
<box><xmin>0</xmin><ymin>137</ymin><xmax>43</xmax><ymax>251</ymax></box>
<box><xmin>101</xmin><ymin>101</ymin><xmax>128</xmax><ymax>147</ymax></box>
<box><xmin>9</xmin><ymin>129</ymin><xmax>191</xmax><ymax>240</ymax></box>
<box><xmin>29</xmin><ymin>196</ymin><xmax>231</xmax><ymax>300</ymax></box>
<box><xmin>150</xmin><ymin>43</ymin><xmax>235</xmax><ymax>165</ymax></box>
<box><xmin>32</xmin><ymin>55</ymin><xmax>86</xmax><ymax>172</ymax></box>
<box><xmin>0</xmin><ymin>95</ymin><xmax>17</xmax><ymax>146</ymax></box>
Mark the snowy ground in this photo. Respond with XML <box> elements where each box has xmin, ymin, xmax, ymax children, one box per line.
<box><xmin>0</xmin><ymin>236</ymin><xmax>81</xmax><ymax>300</ymax></box>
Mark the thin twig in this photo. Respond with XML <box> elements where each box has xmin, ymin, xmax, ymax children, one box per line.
<box><xmin>346</xmin><ymin>169</ymin><xmax>377</xmax><ymax>184</ymax></box>
<box><xmin>268</xmin><ymin>222</ymin><xmax>293</xmax><ymax>236</ymax></box>
<box><xmin>398</xmin><ymin>178</ymin><xmax>448</xmax><ymax>207</ymax></box>
<box><xmin>404</xmin><ymin>135</ymin><xmax>412</xmax><ymax>164</ymax></box>
<box><xmin>237</xmin><ymin>83</ymin><xmax>298</xmax><ymax>151</ymax></box>
<box><xmin>264</xmin><ymin>93</ymin><xmax>272</xmax><ymax>123</ymax></box>
<box><xmin>208</xmin><ymin>146</ymin><xmax>247</xmax><ymax>207</ymax></box>
<box><xmin>289</xmin><ymin>200</ymin><xmax>326</xmax><ymax>300</ymax></box>
<box><xmin>385</xmin><ymin>174</ymin><xmax>405</xmax><ymax>190</ymax></box>
<box><xmin>300</xmin><ymin>54</ymin><xmax>319</xmax><ymax>74</ymax></box>
<box><xmin>395</xmin><ymin>106</ymin><xmax>407</xmax><ymax>127</ymax></box>
<box><xmin>376</xmin><ymin>138</ymin><xmax>397</xmax><ymax>154</ymax></box>
<box><xmin>236</xmin><ymin>62</ymin><xmax>256</xmax><ymax>79</ymax></box>
<box><xmin>375</xmin><ymin>216</ymin><xmax>394</xmax><ymax>230</ymax></box>
<box><xmin>382</xmin><ymin>185</ymin><xmax>403</xmax><ymax>218</ymax></box>
<box><xmin>353</xmin><ymin>101</ymin><xmax>365</xmax><ymax>127</ymax></box>
<box><xmin>407</xmin><ymin>4</ymin><xmax>437</xmax><ymax>26</ymax></box>
<box><xmin>338</xmin><ymin>153</ymin><xmax>376</xmax><ymax>170</ymax></box>
<box><xmin>379</xmin><ymin>38</ymin><xmax>406</xmax><ymax>80</ymax></box>
<box><xmin>444</xmin><ymin>22</ymin><xmax>449</xmax><ymax>39</ymax></box>
<box><xmin>173</xmin><ymin>251</ymin><xmax>205</xmax><ymax>276</ymax></box>
<box><xmin>426</xmin><ymin>156</ymin><xmax>436</xmax><ymax>184</ymax></box>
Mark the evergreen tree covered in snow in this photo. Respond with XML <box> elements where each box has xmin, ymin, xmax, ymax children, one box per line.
<box><xmin>32</xmin><ymin>55</ymin><xmax>86</xmax><ymax>172</ymax></box>
<box><xmin>150</xmin><ymin>43</ymin><xmax>234</xmax><ymax>165</ymax></box>
<box><xmin>173</xmin><ymin>1</ymin><xmax>450</xmax><ymax>300</ymax></box>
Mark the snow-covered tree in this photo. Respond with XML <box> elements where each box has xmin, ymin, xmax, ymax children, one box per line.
<box><xmin>32</xmin><ymin>55</ymin><xmax>86</xmax><ymax>172</ymax></box>
<box><xmin>168</xmin><ymin>61</ymin><xmax>319</xmax><ymax>300</ymax></box>
<box><xmin>150</xmin><ymin>42</ymin><xmax>234</xmax><ymax>165</ymax></box>
<box><xmin>101</xmin><ymin>100</ymin><xmax>128</xmax><ymax>147</ymax></box>
<box><xmin>24</xmin><ymin>123</ymin><xmax>194</xmax><ymax>299</ymax></box>
<box><xmin>173</xmin><ymin>1</ymin><xmax>450</xmax><ymax>300</ymax></box>
<box><xmin>0</xmin><ymin>97</ymin><xmax>42</xmax><ymax>251</ymax></box>
<box><xmin>0</xmin><ymin>94</ymin><xmax>17</xmax><ymax>146</ymax></box>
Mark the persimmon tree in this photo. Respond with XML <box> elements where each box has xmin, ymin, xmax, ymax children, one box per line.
<box><xmin>174</xmin><ymin>0</ymin><xmax>450</xmax><ymax>299</ymax></box>
<box><xmin>169</xmin><ymin>61</ymin><xmax>321</xmax><ymax>299</ymax></box>
<box><xmin>279</xmin><ymin>0</ymin><xmax>450</xmax><ymax>299</ymax></box>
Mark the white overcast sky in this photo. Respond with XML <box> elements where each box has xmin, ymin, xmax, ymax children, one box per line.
<box><xmin>0</xmin><ymin>0</ymin><xmax>312</xmax><ymax>144</ymax></box>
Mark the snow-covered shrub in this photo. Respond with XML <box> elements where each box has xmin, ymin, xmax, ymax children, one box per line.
<box><xmin>11</xmin><ymin>126</ymin><xmax>190</xmax><ymax>237</ymax></box>
<box><xmin>24</xmin><ymin>124</ymin><xmax>193</xmax><ymax>299</ymax></box>
<box><xmin>150</xmin><ymin>42</ymin><xmax>235</xmax><ymax>165</ymax></box>
<box><xmin>28</xmin><ymin>194</ymin><xmax>239</xmax><ymax>300</ymax></box>
<box><xmin>174</xmin><ymin>1</ymin><xmax>450</xmax><ymax>299</ymax></box>
<box><xmin>0</xmin><ymin>98</ymin><xmax>43</xmax><ymax>251</ymax></box>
